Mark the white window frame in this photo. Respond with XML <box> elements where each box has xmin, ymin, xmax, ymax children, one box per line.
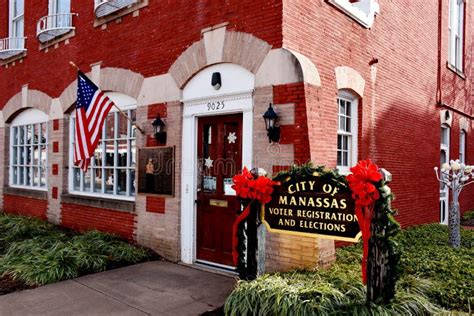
<box><xmin>9</xmin><ymin>108</ymin><xmax>49</xmax><ymax>191</ymax></box>
<box><xmin>440</xmin><ymin>125</ymin><xmax>450</xmax><ymax>225</ymax></box>
<box><xmin>336</xmin><ymin>91</ymin><xmax>358</xmax><ymax>174</ymax></box>
<box><xmin>448</xmin><ymin>0</ymin><xmax>464</xmax><ymax>71</ymax></box>
<box><xmin>327</xmin><ymin>0</ymin><xmax>380</xmax><ymax>28</ymax></box>
<box><xmin>68</xmin><ymin>93</ymin><xmax>137</xmax><ymax>201</ymax></box>
<box><xmin>459</xmin><ymin>129</ymin><xmax>466</xmax><ymax>164</ymax></box>
<box><xmin>9</xmin><ymin>0</ymin><xmax>24</xmax><ymax>38</ymax></box>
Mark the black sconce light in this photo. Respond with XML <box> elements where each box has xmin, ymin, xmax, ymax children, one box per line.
<box><xmin>263</xmin><ymin>103</ymin><xmax>280</xmax><ymax>143</ymax></box>
<box><xmin>211</xmin><ymin>72</ymin><xmax>222</xmax><ymax>90</ymax></box>
<box><xmin>152</xmin><ymin>116</ymin><xmax>167</xmax><ymax>144</ymax></box>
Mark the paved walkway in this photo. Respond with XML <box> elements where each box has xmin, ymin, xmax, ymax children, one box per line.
<box><xmin>0</xmin><ymin>261</ymin><xmax>236</xmax><ymax>316</ymax></box>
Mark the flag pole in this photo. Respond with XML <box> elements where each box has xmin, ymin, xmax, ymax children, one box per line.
<box><xmin>69</xmin><ymin>61</ymin><xmax>145</xmax><ymax>135</ymax></box>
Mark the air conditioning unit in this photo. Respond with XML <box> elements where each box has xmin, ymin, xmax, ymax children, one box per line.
<box><xmin>440</xmin><ymin>110</ymin><xmax>453</xmax><ymax>127</ymax></box>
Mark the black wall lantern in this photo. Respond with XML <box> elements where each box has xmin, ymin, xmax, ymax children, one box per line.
<box><xmin>263</xmin><ymin>103</ymin><xmax>280</xmax><ymax>143</ymax></box>
<box><xmin>152</xmin><ymin>116</ymin><xmax>167</xmax><ymax>144</ymax></box>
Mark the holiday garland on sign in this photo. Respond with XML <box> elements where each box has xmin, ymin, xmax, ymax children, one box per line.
<box><xmin>231</xmin><ymin>167</ymin><xmax>279</xmax><ymax>279</ymax></box>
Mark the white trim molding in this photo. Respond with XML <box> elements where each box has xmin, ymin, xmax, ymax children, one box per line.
<box><xmin>328</xmin><ymin>0</ymin><xmax>380</xmax><ymax>28</ymax></box>
<box><xmin>180</xmin><ymin>63</ymin><xmax>254</xmax><ymax>265</ymax></box>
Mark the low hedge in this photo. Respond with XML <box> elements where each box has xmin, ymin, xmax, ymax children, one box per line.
<box><xmin>0</xmin><ymin>214</ymin><xmax>154</xmax><ymax>286</ymax></box>
<box><xmin>225</xmin><ymin>224</ymin><xmax>473</xmax><ymax>314</ymax></box>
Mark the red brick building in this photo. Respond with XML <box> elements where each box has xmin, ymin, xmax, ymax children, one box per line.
<box><xmin>0</xmin><ymin>0</ymin><xmax>472</xmax><ymax>272</ymax></box>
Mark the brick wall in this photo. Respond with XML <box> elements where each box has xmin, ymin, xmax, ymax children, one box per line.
<box><xmin>282</xmin><ymin>0</ymin><xmax>474</xmax><ymax>227</ymax></box>
<box><xmin>0</xmin><ymin>0</ymin><xmax>283</xmax><ymax>107</ymax></box>
<box><xmin>61</xmin><ymin>203</ymin><xmax>135</xmax><ymax>240</ymax></box>
<box><xmin>4</xmin><ymin>195</ymin><xmax>48</xmax><ymax>220</ymax></box>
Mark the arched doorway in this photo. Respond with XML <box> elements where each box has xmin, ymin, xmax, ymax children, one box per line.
<box><xmin>180</xmin><ymin>63</ymin><xmax>255</xmax><ymax>269</ymax></box>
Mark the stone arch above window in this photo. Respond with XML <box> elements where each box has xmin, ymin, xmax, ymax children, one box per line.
<box><xmin>59</xmin><ymin>67</ymin><xmax>144</xmax><ymax>113</ymax></box>
<box><xmin>3</xmin><ymin>88</ymin><xmax>52</xmax><ymax>124</ymax></box>
<box><xmin>334</xmin><ymin>66</ymin><xmax>366</xmax><ymax>98</ymax></box>
<box><xmin>169</xmin><ymin>27</ymin><xmax>321</xmax><ymax>89</ymax></box>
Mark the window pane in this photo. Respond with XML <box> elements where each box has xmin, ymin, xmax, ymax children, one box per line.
<box><xmin>117</xmin><ymin>114</ymin><xmax>128</xmax><ymax>139</ymax></box>
<box><xmin>337</xmin><ymin>151</ymin><xmax>342</xmax><ymax>166</ymax></box>
<box><xmin>84</xmin><ymin>170</ymin><xmax>92</xmax><ymax>192</ymax></box>
<box><xmin>117</xmin><ymin>169</ymin><xmax>127</xmax><ymax>195</ymax></box>
<box><xmin>33</xmin><ymin>146</ymin><xmax>39</xmax><ymax>166</ymax></box>
<box><xmin>92</xmin><ymin>168</ymin><xmax>102</xmax><ymax>193</ymax></box>
<box><xmin>41</xmin><ymin>123</ymin><xmax>47</xmax><ymax>144</ymax></box>
<box><xmin>73</xmin><ymin>168</ymin><xmax>81</xmax><ymax>191</ymax></box>
<box><xmin>12</xmin><ymin>146</ymin><xmax>17</xmax><ymax>165</ymax></box>
<box><xmin>19</xmin><ymin>126</ymin><xmax>25</xmax><ymax>145</ymax></box>
<box><xmin>345</xmin><ymin>116</ymin><xmax>351</xmax><ymax>133</ymax></box>
<box><xmin>40</xmin><ymin>145</ymin><xmax>47</xmax><ymax>167</ymax></box>
<box><xmin>40</xmin><ymin>167</ymin><xmax>47</xmax><ymax>187</ymax></box>
<box><xmin>12</xmin><ymin>127</ymin><xmax>18</xmax><ymax>145</ymax></box>
<box><xmin>93</xmin><ymin>145</ymin><xmax>103</xmax><ymax>166</ymax></box>
<box><xmin>25</xmin><ymin>167</ymin><xmax>31</xmax><ymax>186</ymax></box>
<box><xmin>33</xmin><ymin>167</ymin><xmax>40</xmax><ymax>187</ymax></box>
<box><xmin>105</xmin><ymin>169</ymin><xmax>114</xmax><ymax>194</ymax></box>
<box><xmin>104</xmin><ymin>113</ymin><xmax>115</xmax><ymax>139</ymax></box>
<box><xmin>130</xmin><ymin>110</ymin><xmax>137</xmax><ymax>138</ymax></box>
<box><xmin>12</xmin><ymin>167</ymin><xmax>18</xmax><ymax>185</ymax></box>
<box><xmin>117</xmin><ymin>140</ymin><xmax>128</xmax><ymax>167</ymax></box>
<box><xmin>130</xmin><ymin>169</ymin><xmax>136</xmax><ymax>195</ymax></box>
<box><xmin>131</xmin><ymin>140</ymin><xmax>136</xmax><ymax>166</ymax></box>
<box><xmin>105</xmin><ymin>141</ymin><xmax>115</xmax><ymax>167</ymax></box>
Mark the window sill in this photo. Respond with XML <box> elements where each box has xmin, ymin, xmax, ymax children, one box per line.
<box><xmin>327</xmin><ymin>0</ymin><xmax>379</xmax><ymax>28</ymax></box>
<box><xmin>446</xmin><ymin>62</ymin><xmax>466</xmax><ymax>80</ymax></box>
<box><xmin>61</xmin><ymin>193</ymin><xmax>135</xmax><ymax>213</ymax></box>
<box><xmin>94</xmin><ymin>0</ymin><xmax>148</xmax><ymax>28</ymax></box>
<box><xmin>39</xmin><ymin>30</ymin><xmax>75</xmax><ymax>51</ymax></box>
<box><xmin>4</xmin><ymin>186</ymin><xmax>48</xmax><ymax>200</ymax></box>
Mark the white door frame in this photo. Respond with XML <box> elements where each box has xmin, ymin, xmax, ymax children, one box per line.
<box><xmin>180</xmin><ymin>91</ymin><xmax>254</xmax><ymax>264</ymax></box>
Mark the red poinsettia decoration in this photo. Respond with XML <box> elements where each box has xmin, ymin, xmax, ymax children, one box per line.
<box><xmin>232</xmin><ymin>167</ymin><xmax>278</xmax><ymax>204</ymax></box>
<box><xmin>346</xmin><ymin>159</ymin><xmax>382</xmax><ymax>284</ymax></box>
<box><xmin>231</xmin><ymin>167</ymin><xmax>279</xmax><ymax>265</ymax></box>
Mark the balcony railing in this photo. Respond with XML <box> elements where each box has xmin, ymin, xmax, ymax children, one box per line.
<box><xmin>37</xmin><ymin>13</ymin><xmax>76</xmax><ymax>43</ymax></box>
<box><xmin>94</xmin><ymin>0</ymin><xmax>139</xmax><ymax>18</ymax></box>
<box><xmin>0</xmin><ymin>37</ymin><xmax>26</xmax><ymax>60</ymax></box>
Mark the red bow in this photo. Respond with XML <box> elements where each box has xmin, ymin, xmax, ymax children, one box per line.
<box><xmin>346</xmin><ymin>160</ymin><xmax>382</xmax><ymax>284</ymax></box>
<box><xmin>231</xmin><ymin>167</ymin><xmax>279</xmax><ymax>265</ymax></box>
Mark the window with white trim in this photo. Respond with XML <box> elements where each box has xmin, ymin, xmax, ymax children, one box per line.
<box><xmin>448</xmin><ymin>0</ymin><xmax>465</xmax><ymax>71</ymax></box>
<box><xmin>9</xmin><ymin>109</ymin><xmax>49</xmax><ymax>189</ymax></box>
<box><xmin>337</xmin><ymin>92</ymin><xmax>358</xmax><ymax>173</ymax></box>
<box><xmin>10</xmin><ymin>0</ymin><xmax>24</xmax><ymax>38</ymax></box>
<box><xmin>69</xmin><ymin>93</ymin><xmax>137</xmax><ymax>200</ymax></box>
<box><xmin>459</xmin><ymin>130</ymin><xmax>466</xmax><ymax>163</ymax></box>
<box><xmin>328</xmin><ymin>0</ymin><xmax>379</xmax><ymax>28</ymax></box>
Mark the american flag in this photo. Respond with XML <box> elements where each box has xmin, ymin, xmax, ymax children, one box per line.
<box><xmin>74</xmin><ymin>71</ymin><xmax>114</xmax><ymax>172</ymax></box>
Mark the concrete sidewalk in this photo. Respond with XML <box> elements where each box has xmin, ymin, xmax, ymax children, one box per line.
<box><xmin>0</xmin><ymin>261</ymin><xmax>236</xmax><ymax>316</ymax></box>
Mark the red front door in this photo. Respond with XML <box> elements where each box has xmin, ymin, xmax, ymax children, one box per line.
<box><xmin>196</xmin><ymin>114</ymin><xmax>242</xmax><ymax>267</ymax></box>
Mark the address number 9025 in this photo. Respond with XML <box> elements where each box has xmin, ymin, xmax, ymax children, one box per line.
<box><xmin>207</xmin><ymin>101</ymin><xmax>225</xmax><ymax>111</ymax></box>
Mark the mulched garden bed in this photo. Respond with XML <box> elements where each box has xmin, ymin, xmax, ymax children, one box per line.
<box><xmin>0</xmin><ymin>275</ymin><xmax>34</xmax><ymax>295</ymax></box>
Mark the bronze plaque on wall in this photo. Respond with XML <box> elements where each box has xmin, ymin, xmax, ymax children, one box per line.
<box><xmin>138</xmin><ymin>146</ymin><xmax>175</xmax><ymax>196</ymax></box>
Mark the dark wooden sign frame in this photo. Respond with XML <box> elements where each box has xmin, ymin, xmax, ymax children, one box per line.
<box><xmin>262</xmin><ymin>175</ymin><xmax>362</xmax><ymax>242</ymax></box>
<box><xmin>137</xmin><ymin>146</ymin><xmax>175</xmax><ymax>197</ymax></box>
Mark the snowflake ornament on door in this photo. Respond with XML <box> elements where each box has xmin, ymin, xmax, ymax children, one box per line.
<box><xmin>227</xmin><ymin>132</ymin><xmax>237</xmax><ymax>144</ymax></box>
<box><xmin>204</xmin><ymin>157</ymin><xmax>214</xmax><ymax>169</ymax></box>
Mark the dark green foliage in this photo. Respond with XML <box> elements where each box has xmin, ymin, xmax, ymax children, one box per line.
<box><xmin>0</xmin><ymin>214</ymin><xmax>153</xmax><ymax>286</ymax></box>
<box><xmin>462</xmin><ymin>210</ymin><xmax>474</xmax><ymax>220</ymax></box>
<box><xmin>225</xmin><ymin>225</ymin><xmax>474</xmax><ymax>314</ymax></box>
<box><xmin>395</xmin><ymin>224</ymin><xmax>473</xmax><ymax>311</ymax></box>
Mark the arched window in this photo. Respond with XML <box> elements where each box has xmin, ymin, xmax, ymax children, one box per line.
<box><xmin>459</xmin><ymin>129</ymin><xmax>466</xmax><ymax>163</ymax></box>
<box><xmin>9</xmin><ymin>108</ymin><xmax>49</xmax><ymax>189</ymax></box>
<box><xmin>336</xmin><ymin>90</ymin><xmax>358</xmax><ymax>174</ymax></box>
<box><xmin>69</xmin><ymin>92</ymin><xmax>137</xmax><ymax>199</ymax></box>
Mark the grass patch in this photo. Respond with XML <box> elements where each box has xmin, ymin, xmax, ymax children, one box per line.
<box><xmin>0</xmin><ymin>214</ymin><xmax>155</xmax><ymax>287</ymax></box>
<box><xmin>225</xmin><ymin>224</ymin><xmax>474</xmax><ymax>314</ymax></box>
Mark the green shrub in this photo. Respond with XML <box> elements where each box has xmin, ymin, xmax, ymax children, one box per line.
<box><xmin>0</xmin><ymin>215</ymin><xmax>63</xmax><ymax>253</ymax></box>
<box><xmin>462</xmin><ymin>210</ymin><xmax>474</xmax><ymax>220</ymax></box>
<box><xmin>0</xmin><ymin>214</ymin><xmax>153</xmax><ymax>286</ymax></box>
<box><xmin>225</xmin><ymin>224</ymin><xmax>474</xmax><ymax>314</ymax></box>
